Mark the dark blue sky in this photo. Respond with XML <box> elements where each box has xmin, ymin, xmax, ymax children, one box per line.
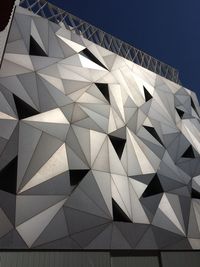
<box><xmin>49</xmin><ymin>0</ymin><xmax>200</xmax><ymax>100</ymax></box>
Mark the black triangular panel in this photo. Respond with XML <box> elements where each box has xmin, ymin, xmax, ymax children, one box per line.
<box><xmin>29</xmin><ymin>35</ymin><xmax>47</xmax><ymax>57</ymax></box>
<box><xmin>176</xmin><ymin>108</ymin><xmax>184</xmax><ymax>119</ymax></box>
<box><xmin>143</xmin><ymin>86</ymin><xmax>152</xmax><ymax>102</ymax></box>
<box><xmin>69</xmin><ymin>169</ymin><xmax>90</xmax><ymax>186</ymax></box>
<box><xmin>142</xmin><ymin>174</ymin><xmax>163</xmax><ymax>198</ymax></box>
<box><xmin>191</xmin><ymin>188</ymin><xmax>200</xmax><ymax>199</ymax></box>
<box><xmin>0</xmin><ymin>156</ymin><xmax>17</xmax><ymax>194</ymax></box>
<box><xmin>181</xmin><ymin>145</ymin><xmax>195</xmax><ymax>158</ymax></box>
<box><xmin>109</xmin><ymin>135</ymin><xmax>126</xmax><ymax>159</ymax></box>
<box><xmin>95</xmin><ymin>83</ymin><xmax>110</xmax><ymax>103</ymax></box>
<box><xmin>112</xmin><ymin>198</ymin><xmax>132</xmax><ymax>222</ymax></box>
<box><xmin>13</xmin><ymin>94</ymin><xmax>39</xmax><ymax>120</ymax></box>
<box><xmin>143</xmin><ymin>125</ymin><xmax>163</xmax><ymax>146</ymax></box>
<box><xmin>81</xmin><ymin>48</ymin><xmax>107</xmax><ymax>69</ymax></box>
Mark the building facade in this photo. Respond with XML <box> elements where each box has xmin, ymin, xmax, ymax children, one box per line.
<box><xmin>0</xmin><ymin>0</ymin><xmax>200</xmax><ymax>265</ymax></box>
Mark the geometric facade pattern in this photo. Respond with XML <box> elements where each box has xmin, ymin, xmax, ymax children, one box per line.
<box><xmin>0</xmin><ymin>5</ymin><xmax>200</xmax><ymax>250</ymax></box>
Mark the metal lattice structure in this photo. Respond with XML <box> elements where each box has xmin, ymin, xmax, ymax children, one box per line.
<box><xmin>18</xmin><ymin>0</ymin><xmax>180</xmax><ymax>84</ymax></box>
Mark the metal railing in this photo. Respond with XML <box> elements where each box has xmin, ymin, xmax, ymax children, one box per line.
<box><xmin>18</xmin><ymin>0</ymin><xmax>180</xmax><ymax>84</ymax></box>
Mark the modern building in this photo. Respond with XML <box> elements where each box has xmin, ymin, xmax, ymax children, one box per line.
<box><xmin>0</xmin><ymin>0</ymin><xmax>200</xmax><ymax>266</ymax></box>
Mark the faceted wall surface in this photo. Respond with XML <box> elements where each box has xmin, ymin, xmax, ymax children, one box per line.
<box><xmin>0</xmin><ymin>6</ymin><xmax>200</xmax><ymax>249</ymax></box>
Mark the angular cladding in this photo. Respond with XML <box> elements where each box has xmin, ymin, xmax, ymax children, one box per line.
<box><xmin>0</xmin><ymin>5</ymin><xmax>199</xmax><ymax>250</ymax></box>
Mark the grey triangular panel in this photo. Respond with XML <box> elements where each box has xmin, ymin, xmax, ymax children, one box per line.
<box><xmin>86</xmin><ymin>224</ymin><xmax>112</xmax><ymax>249</ymax></box>
<box><xmin>0</xmin><ymin>190</ymin><xmax>16</xmax><ymax>226</ymax></box>
<box><xmin>71</xmin><ymin>223</ymin><xmax>109</xmax><ymax>248</ymax></box>
<box><xmin>18</xmin><ymin>72</ymin><xmax>39</xmax><ymax>109</ymax></box>
<box><xmin>36</xmin><ymin>76</ymin><xmax>57</xmax><ymax>112</ymax></box>
<box><xmin>33</xmin><ymin>208</ymin><xmax>68</xmax><ymax>247</ymax></box>
<box><xmin>19</xmin><ymin>172</ymin><xmax>71</xmax><ymax>196</ymax></box>
<box><xmin>0</xmin><ymin>208</ymin><xmax>13</xmax><ymax>238</ymax></box>
<box><xmin>0</xmin><ymin>229</ymin><xmax>27</xmax><ymax>248</ymax></box>
<box><xmin>115</xmin><ymin>222</ymin><xmax>149</xmax><ymax>248</ymax></box>
<box><xmin>15</xmin><ymin>13</ymin><xmax>31</xmax><ymax>50</ymax></box>
<box><xmin>65</xmin><ymin>187</ymin><xmax>108</xmax><ymax>218</ymax></box>
<box><xmin>19</xmin><ymin>132</ymin><xmax>63</xmax><ymax>189</ymax></box>
<box><xmin>0</xmin><ymin>124</ymin><xmax>19</xmax><ymax>171</ymax></box>
<box><xmin>16</xmin><ymin>195</ymin><xmax>66</xmax><ymax>226</ymax></box>
<box><xmin>111</xmin><ymin>224</ymin><xmax>131</xmax><ymax>249</ymax></box>
<box><xmin>152</xmin><ymin>225</ymin><xmax>185</xmax><ymax>249</ymax></box>
<box><xmin>136</xmin><ymin>227</ymin><xmax>158</xmax><ymax>249</ymax></box>
<box><xmin>64</xmin><ymin>207</ymin><xmax>110</xmax><ymax>234</ymax></box>
<box><xmin>79</xmin><ymin>171</ymin><xmax>112</xmax><ymax>218</ymax></box>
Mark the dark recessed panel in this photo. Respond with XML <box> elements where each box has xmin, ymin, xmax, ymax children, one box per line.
<box><xmin>181</xmin><ymin>145</ymin><xmax>195</xmax><ymax>158</ymax></box>
<box><xmin>81</xmin><ymin>48</ymin><xmax>107</xmax><ymax>69</ymax></box>
<box><xmin>176</xmin><ymin>108</ymin><xmax>184</xmax><ymax>119</ymax></box>
<box><xmin>69</xmin><ymin>169</ymin><xmax>89</xmax><ymax>186</ymax></box>
<box><xmin>143</xmin><ymin>126</ymin><xmax>163</xmax><ymax>146</ymax></box>
<box><xmin>109</xmin><ymin>135</ymin><xmax>126</xmax><ymax>159</ymax></box>
<box><xmin>13</xmin><ymin>94</ymin><xmax>39</xmax><ymax>120</ymax></box>
<box><xmin>142</xmin><ymin>174</ymin><xmax>163</xmax><ymax>198</ymax></box>
<box><xmin>0</xmin><ymin>156</ymin><xmax>17</xmax><ymax>194</ymax></box>
<box><xmin>29</xmin><ymin>36</ymin><xmax>47</xmax><ymax>57</ymax></box>
<box><xmin>191</xmin><ymin>189</ymin><xmax>200</xmax><ymax>199</ymax></box>
<box><xmin>143</xmin><ymin>86</ymin><xmax>152</xmax><ymax>102</ymax></box>
<box><xmin>95</xmin><ymin>83</ymin><xmax>110</xmax><ymax>103</ymax></box>
<box><xmin>112</xmin><ymin>198</ymin><xmax>132</xmax><ymax>223</ymax></box>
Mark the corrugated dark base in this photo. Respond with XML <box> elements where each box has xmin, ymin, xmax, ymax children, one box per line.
<box><xmin>0</xmin><ymin>250</ymin><xmax>199</xmax><ymax>267</ymax></box>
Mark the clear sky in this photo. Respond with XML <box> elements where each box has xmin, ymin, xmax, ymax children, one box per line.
<box><xmin>49</xmin><ymin>0</ymin><xmax>200</xmax><ymax>100</ymax></box>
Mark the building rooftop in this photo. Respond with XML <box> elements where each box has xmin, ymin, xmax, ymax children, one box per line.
<box><xmin>19</xmin><ymin>0</ymin><xmax>180</xmax><ymax>84</ymax></box>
